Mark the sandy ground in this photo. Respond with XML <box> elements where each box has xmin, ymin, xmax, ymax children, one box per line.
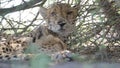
<box><xmin>49</xmin><ymin>62</ymin><xmax>120</xmax><ymax>68</ymax></box>
<box><xmin>0</xmin><ymin>61</ymin><xmax>120</xmax><ymax>68</ymax></box>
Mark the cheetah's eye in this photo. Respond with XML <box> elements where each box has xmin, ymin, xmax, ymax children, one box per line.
<box><xmin>67</xmin><ymin>11</ymin><xmax>73</xmax><ymax>15</ymax></box>
<box><xmin>51</xmin><ymin>12</ymin><xmax>56</xmax><ymax>16</ymax></box>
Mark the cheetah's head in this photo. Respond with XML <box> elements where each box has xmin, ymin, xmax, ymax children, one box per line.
<box><xmin>40</xmin><ymin>3</ymin><xmax>79</xmax><ymax>37</ymax></box>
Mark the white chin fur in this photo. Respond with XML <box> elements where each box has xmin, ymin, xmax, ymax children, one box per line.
<box><xmin>48</xmin><ymin>25</ymin><xmax>61</xmax><ymax>32</ymax></box>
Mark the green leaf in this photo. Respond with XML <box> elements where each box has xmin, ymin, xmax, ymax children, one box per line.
<box><xmin>24</xmin><ymin>43</ymin><xmax>40</xmax><ymax>54</ymax></box>
<box><xmin>30</xmin><ymin>54</ymin><xmax>51</xmax><ymax>68</ymax></box>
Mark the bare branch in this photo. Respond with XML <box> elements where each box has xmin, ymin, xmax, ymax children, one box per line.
<box><xmin>0</xmin><ymin>0</ymin><xmax>47</xmax><ymax>16</ymax></box>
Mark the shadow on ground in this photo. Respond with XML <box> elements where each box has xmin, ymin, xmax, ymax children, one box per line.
<box><xmin>0</xmin><ymin>61</ymin><xmax>120</xmax><ymax>68</ymax></box>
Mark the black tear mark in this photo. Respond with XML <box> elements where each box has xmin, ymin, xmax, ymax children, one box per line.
<box><xmin>38</xmin><ymin>31</ymin><xmax>43</xmax><ymax>39</ymax></box>
<box><xmin>37</xmin><ymin>27</ymin><xmax>43</xmax><ymax>39</ymax></box>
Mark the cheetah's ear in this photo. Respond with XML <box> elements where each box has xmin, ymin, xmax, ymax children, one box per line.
<box><xmin>73</xmin><ymin>4</ymin><xmax>80</xmax><ymax>11</ymax></box>
<box><xmin>39</xmin><ymin>7</ymin><xmax>47</xmax><ymax>19</ymax></box>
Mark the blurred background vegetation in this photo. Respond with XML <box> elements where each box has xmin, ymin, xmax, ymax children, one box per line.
<box><xmin>0</xmin><ymin>0</ymin><xmax>120</xmax><ymax>63</ymax></box>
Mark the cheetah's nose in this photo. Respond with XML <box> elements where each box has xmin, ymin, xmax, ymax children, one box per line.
<box><xmin>58</xmin><ymin>21</ymin><xmax>66</xmax><ymax>27</ymax></box>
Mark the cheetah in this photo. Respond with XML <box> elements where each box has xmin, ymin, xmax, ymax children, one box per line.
<box><xmin>0</xmin><ymin>2</ymin><xmax>79</xmax><ymax>62</ymax></box>
<box><xmin>39</xmin><ymin>2</ymin><xmax>79</xmax><ymax>42</ymax></box>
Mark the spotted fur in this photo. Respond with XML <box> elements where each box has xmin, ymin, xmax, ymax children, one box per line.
<box><xmin>0</xmin><ymin>2</ymin><xmax>79</xmax><ymax>62</ymax></box>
